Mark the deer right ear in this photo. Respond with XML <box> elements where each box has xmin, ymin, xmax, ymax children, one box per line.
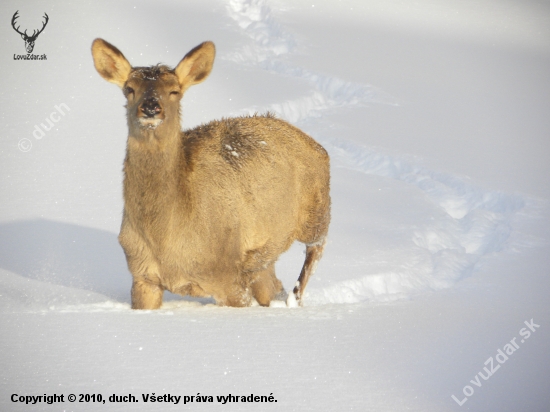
<box><xmin>92</xmin><ymin>38</ymin><xmax>132</xmax><ymax>88</ymax></box>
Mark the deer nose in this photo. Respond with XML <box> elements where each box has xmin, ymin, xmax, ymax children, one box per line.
<box><xmin>140</xmin><ymin>98</ymin><xmax>162</xmax><ymax>118</ymax></box>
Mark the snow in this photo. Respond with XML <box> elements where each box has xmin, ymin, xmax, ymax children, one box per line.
<box><xmin>1</xmin><ymin>0</ymin><xmax>550</xmax><ymax>411</ymax></box>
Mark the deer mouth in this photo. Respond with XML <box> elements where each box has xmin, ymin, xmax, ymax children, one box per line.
<box><xmin>138</xmin><ymin>117</ymin><xmax>163</xmax><ymax>129</ymax></box>
<box><xmin>137</xmin><ymin>97</ymin><xmax>164</xmax><ymax>129</ymax></box>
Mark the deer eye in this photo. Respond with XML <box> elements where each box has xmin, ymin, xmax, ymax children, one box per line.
<box><xmin>170</xmin><ymin>91</ymin><xmax>179</xmax><ymax>96</ymax></box>
<box><xmin>125</xmin><ymin>87</ymin><xmax>135</xmax><ymax>96</ymax></box>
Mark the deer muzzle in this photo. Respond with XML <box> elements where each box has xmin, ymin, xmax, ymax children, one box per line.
<box><xmin>138</xmin><ymin>97</ymin><xmax>164</xmax><ymax>129</ymax></box>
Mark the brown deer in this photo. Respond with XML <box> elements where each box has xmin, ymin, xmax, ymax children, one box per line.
<box><xmin>91</xmin><ymin>38</ymin><xmax>330</xmax><ymax>309</ymax></box>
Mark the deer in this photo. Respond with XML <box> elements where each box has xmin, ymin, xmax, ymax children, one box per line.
<box><xmin>11</xmin><ymin>11</ymin><xmax>49</xmax><ymax>54</ymax></box>
<box><xmin>91</xmin><ymin>38</ymin><xmax>330</xmax><ymax>309</ymax></box>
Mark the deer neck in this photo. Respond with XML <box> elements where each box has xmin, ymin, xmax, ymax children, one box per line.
<box><xmin>123</xmin><ymin>124</ymin><xmax>184</xmax><ymax>230</ymax></box>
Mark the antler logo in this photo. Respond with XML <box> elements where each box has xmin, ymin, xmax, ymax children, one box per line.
<box><xmin>11</xmin><ymin>11</ymin><xmax>49</xmax><ymax>54</ymax></box>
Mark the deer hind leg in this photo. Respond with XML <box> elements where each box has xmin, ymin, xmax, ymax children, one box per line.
<box><xmin>292</xmin><ymin>237</ymin><xmax>327</xmax><ymax>306</ymax></box>
<box><xmin>131</xmin><ymin>279</ymin><xmax>163</xmax><ymax>310</ymax></box>
<box><xmin>220</xmin><ymin>285</ymin><xmax>254</xmax><ymax>308</ymax></box>
<box><xmin>250</xmin><ymin>263</ymin><xmax>286</xmax><ymax>307</ymax></box>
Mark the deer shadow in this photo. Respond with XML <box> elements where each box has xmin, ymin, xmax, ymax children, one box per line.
<box><xmin>0</xmin><ymin>219</ymin><xmax>215</xmax><ymax>306</ymax></box>
<box><xmin>0</xmin><ymin>219</ymin><xmax>131</xmax><ymax>302</ymax></box>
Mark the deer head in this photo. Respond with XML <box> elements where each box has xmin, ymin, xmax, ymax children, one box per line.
<box><xmin>91</xmin><ymin>38</ymin><xmax>215</xmax><ymax>140</ymax></box>
<box><xmin>11</xmin><ymin>11</ymin><xmax>49</xmax><ymax>54</ymax></box>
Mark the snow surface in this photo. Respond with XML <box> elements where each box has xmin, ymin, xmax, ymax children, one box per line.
<box><xmin>1</xmin><ymin>0</ymin><xmax>550</xmax><ymax>411</ymax></box>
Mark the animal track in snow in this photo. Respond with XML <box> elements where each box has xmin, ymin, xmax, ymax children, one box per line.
<box><xmin>226</xmin><ymin>0</ymin><xmax>526</xmax><ymax>305</ymax></box>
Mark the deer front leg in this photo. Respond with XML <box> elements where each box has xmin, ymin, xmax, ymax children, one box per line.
<box><xmin>131</xmin><ymin>279</ymin><xmax>163</xmax><ymax>310</ymax></box>
<box><xmin>119</xmin><ymin>224</ymin><xmax>164</xmax><ymax>309</ymax></box>
<box><xmin>127</xmin><ymin>259</ymin><xmax>164</xmax><ymax>309</ymax></box>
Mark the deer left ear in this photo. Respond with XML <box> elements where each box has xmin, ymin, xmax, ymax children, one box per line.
<box><xmin>92</xmin><ymin>38</ymin><xmax>132</xmax><ymax>88</ymax></box>
<box><xmin>175</xmin><ymin>41</ymin><xmax>215</xmax><ymax>92</ymax></box>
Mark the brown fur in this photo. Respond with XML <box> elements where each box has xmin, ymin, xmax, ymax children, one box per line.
<box><xmin>91</xmin><ymin>38</ymin><xmax>330</xmax><ymax>309</ymax></box>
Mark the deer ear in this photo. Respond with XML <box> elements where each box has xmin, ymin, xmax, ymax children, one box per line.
<box><xmin>175</xmin><ymin>42</ymin><xmax>215</xmax><ymax>91</ymax></box>
<box><xmin>92</xmin><ymin>38</ymin><xmax>132</xmax><ymax>88</ymax></box>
